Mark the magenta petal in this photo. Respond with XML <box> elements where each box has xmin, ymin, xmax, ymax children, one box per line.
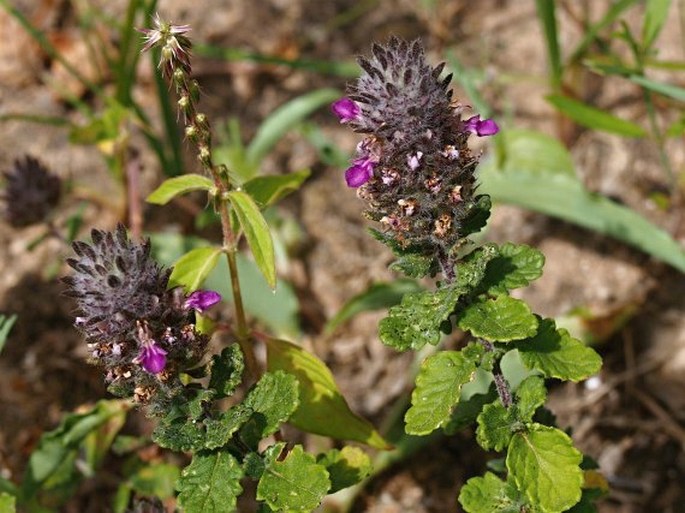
<box><xmin>139</xmin><ymin>344</ymin><xmax>167</xmax><ymax>374</ymax></box>
<box><xmin>475</xmin><ymin>118</ymin><xmax>499</xmax><ymax>136</ymax></box>
<box><xmin>331</xmin><ymin>98</ymin><xmax>360</xmax><ymax>123</ymax></box>
<box><xmin>184</xmin><ymin>290</ymin><xmax>222</xmax><ymax>312</ymax></box>
<box><xmin>345</xmin><ymin>160</ymin><xmax>374</xmax><ymax>187</ymax></box>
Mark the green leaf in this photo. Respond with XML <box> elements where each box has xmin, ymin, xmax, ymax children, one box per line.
<box><xmin>389</xmin><ymin>253</ymin><xmax>437</xmax><ymax>278</ymax></box>
<box><xmin>240</xmin><ymin>371</ymin><xmax>300</xmax><ymax>446</ymax></box>
<box><xmin>128</xmin><ymin>463</ymin><xmax>180</xmax><ymax>499</ymax></box>
<box><xmin>379</xmin><ymin>284</ymin><xmax>467</xmax><ymax>351</ymax></box>
<box><xmin>146</xmin><ymin>174</ymin><xmax>215</xmax><ymax>205</ymax></box>
<box><xmin>177</xmin><ymin>451</ymin><xmax>244</xmax><ymax>513</ymax></box>
<box><xmin>534</xmin><ymin>0</ymin><xmax>562</xmax><ymax>90</ymax></box>
<box><xmin>247</xmin><ymin>88</ymin><xmax>341</xmax><ymax>168</ymax></box>
<box><xmin>476</xmin><ymin>402</ymin><xmax>518</xmax><ymax>451</ymax></box>
<box><xmin>405</xmin><ymin>349</ymin><xmax>481</xmax><ymax>435</ymax></box>
<box><xmin>168</xmin><ymin>246</ymin><xmax>222</xmax><ymax>293</ymax></box>
<box><xmin>483</xmin><ymin>243</ymin><xmax>545</xmax><ymax>294</ymax></box>
<box><xmin>257</xmin><ymin>444</ymin><xmax>330</xmax><ymax>512</ymax></box>
<box><xmin>629</xmin><ymin>74</ymin><xmax>685</xmax><ymax>102</ymax></box>
<box><xmin>459</xmin><ymin>194</ymin><xmax>493</xmax><ymax>238</ymax></box>
<box><xmin>546</xmin><ymin>95</ymin><xmax>646</xmax><ymax>137</ymax></box>
<box><xmin>209</xmin><ymin>344</ymin><xmax>245</xmax><ymax>398</ymax></box>
<box><xmin>569</xmin><ymin>0</ymin><xmax>639</xmax><ymax>61</ymax></box>
<box><xmin>0</xmin><ymin>493</ymin><xmax>15</xmax><ymax>513</ymax></box>
<box><xmin>515</xmin><ymin>376</ymin><xmax>547</xmax><ymax>422</ymax></box>
<box><xmin>317</xmin><ymin>446</ymin><xmax>372</xmax><ymax>493</ymax></box>
<box><xmin>204</xmin><ymin>405</ymin><xmax>253</xmax><ymax>451</ymax></box>
<box><xmin>642</xmin><ymin>0</ymin><xmax>672</xmax><ymax>48</ymax></box>
<box><xmin>0</xmin><ymin>314</ymin><xmax>17</xmax><ymax>355</ymax></box>
<box><xmin>507</xmin><ymin>425</ymin><xmax>583</xmax><ymax>512</ymax></box>
<box><xmin>459</xmin><ymin>472</ymin><xmax>531</xmax><ymax>513</ymax></box>
<box><xmin>443</xmin><ymin>386</ymin><xmax>497</xmax><ymax>435</ymax></box>
<box><xmin>457</xmin><ymin>296</ymin><xmax>538</xmax><ymax>342</ymax></box>
<box><xmin>479</xmin><ymin>129</ymin><xmax>685</xmax><ymax>273</ymax></box>
<box><xmin>515</xmin><ymin>317</ymin><xmax>602</xmax><ymax>381</ymax></box>
<box><xmin>325</xmin><ymin>279</ymin><xmax>423</xmax><ymax>334</ymax></box>
<box><xmin>228</xmin><ymin>190</ymin><xmax>276</xmax><ymax>289</ymax></box>
<box><xmin>243</xmin><ymin>170</ymin><xmax>310</xmax><ymax>208</ymax></box>
<box><xmin>265</xmin><ymin>338</ymin><xmax>389</xmax><ymax>449</ymax></box>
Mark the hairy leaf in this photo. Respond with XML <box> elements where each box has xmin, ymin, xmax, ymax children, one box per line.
<box><xmin>389</xmin><ymin>253</ymin><xmax>437</xmax><ymax>278</ymax></box>
<box><xmin>204</xmin><ymin>405</ymin><xmax>253</xmax><ymax>450</ymax></box>
<box><xmin>405</xmin><ymin>349</ymin><xmax>481</xmax><ymax>435</ymax></box>
<box><xmin>483</xmin><ymin>243</ymin><xmax>545</xmax><ymax>294</ymax></box>
<box><xmin>507</xmin><ymin>425</ymin><xmax>583</xmax><ymax>512</ymax></box>
<box><xmin>317</xmin><ymin>446</ymin><xmax>372</xmax><ymax>493</ymax></box>
<box><xmin>209</xmin><ymin>344</ymin><xmax>245</xmax><ymax>398</ymax></box>
<box><xmin>265</xmin><ymin>338</ymin><xmax>389</xmax><ymax>449</ymax></box>
<box><xmin>443</xmin><ymin>386</ymin><xmax>497</xmax><ymax>435</ymax></box>
<box><xmin>146</xmin><ymin>174</ymin><xmax>214</xmax><ymax>205</ymax></box>
<box><xmin>228</xmin><ymin>190</ymin><xmax>276</xmax><ymax>289</ymax></box>
<box><xmin>257</xmin><ymin>444</ymin><xmax>330</xmax><ymax>512</ymax></box>
<box><xmin>515</xmin><ymin>375</ymin><xmax>547</xmax><ymax>422</ymax></box>
<box><xmin>177</xmin><ymin>451</ymin><xmax>243</xmax><ymax>513</ymax></box>
<box><xmin>457</xmin><ymin>296</ymin><xmax>538</xmax><ymax>342</ymax></box>
<box><xmin>168</xmin><ymin>247</ymin><xmax>222</xmax><ymax>293</ymax></box>
<box><xmin>459</xmin><ymin>472</ymin><xmax>532</xmax><ymax>513</ymax></box>
<box><xmin>515</xmin><ymin>318</ymin><xmax>602</xmax><ymax>381</ymax></box>
<box><xmin>476</xmin><ymin>402</ymin><xmax>518</xmax><ymax>451</ymax></box>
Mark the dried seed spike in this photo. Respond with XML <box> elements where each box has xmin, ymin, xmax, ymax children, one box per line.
<box><xmin>441</xmin><ymin>73</ymin><xmax>453</xmax><ymax>90</ymax></box>
<box><xmin>372</xmin><ymin>43</ymin><xmax>388</xmax><ymax>69</ymax></box>
<box><xmin>409</xmin><ymin>39</ymin><xmax>422</xmax><ymax>61</ymax></box>
<box><xmin>358</xmin><ymin>57</ymin><xmax>382</xmax><ymax>80</ymax></box>
<box><xmin>432</xmin><ymin>62</ymin><xmax>445</xmax><ymax>79</ymax></box>
<box><xmin>91</xmin><ymin>229</ymin><xmax>104</xmax><ymax>245</ymax></box>
<box><xmin>115</xmin><ymin>223</ymin><xmax>128</xmax><ymax>245</ymax></box>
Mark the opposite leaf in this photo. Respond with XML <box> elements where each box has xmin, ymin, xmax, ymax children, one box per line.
<box><xmin>457</xmin><ymin>295</ymin><xmax>538</xmax><ymax>342</ymax></box>
<box><xmin>475</xmin><ymin>402</ymin><xmax>518</xmax><ymax>452</ymax></box>
<box><xmin>483</xmin><ymin>243</ymin><xmax>545</xmax><ymax>295</ymax></box>
<box><xmin>209</xmin><ymin>344</ymin><xmax>245</xmax><ymax>398</ymax></box>
<box><xmin>146</xmin><ymin>174</ymin><xmax>215</xmax><ymax>205</ymax></box>
<box><xmin>459</xmin><ymin>472</ymin><xmax>533</xmax><ymax>513</ymax></box>
<box><xmin>317</xmin><ymin>446</ymin><xmax>372</xmax><ymax>493</ymax></box>
<box><xmin>507</xmin><ymin>424</ymin><xmax>583</xmax><ymax>513</ymax></box>
<box><xmin>257</xmin><ymin>444</ymin><xmax>331</xmax><ymax>512</ymax></box>
<box><xmin>243</xmin><ymin>169</ymin><xmax>310</xmax><ymax>208</ymax></box>
<box><xmin>515</xmin><ymin>317</ymin><xmax>602</xmax><ymax>381</ymax></box>
<box><xmin>177</xmin><ymin>451</ymin><xmax>243</xmax><ymax>513</ymax></box>
<box><xmin>515</xmin><ymin>375</ymin><xmax>547</xmax><ymax>422</ymax></box>
<box><xmin>168</xmin><ymin>247</ymin><xmax>222</xmax><ymax>293</ymax></box>
<box><xmin>241</xmin><ymin>371</ymin><xmax>299</xmax><ymax>444</ymax></box>
<box><xmin>228</xmin><ymin>190</ymin><xmax>276</xmax><ymax>289</ymax></box>
<box><xmin>405</xmin><ymin>349</ymin><xmax>481</xmax><ymax>435</ymax></box>
<box><xmin>265</xmin><ymin>338</ymin><xmax>389</xmax><ymax>449</ymax></box>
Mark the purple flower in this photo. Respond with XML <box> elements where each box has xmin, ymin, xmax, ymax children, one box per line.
<box><xmin>184</xmin><ymin>290</ymin><xmax>222</xmax><ymax>312</ymax></box>
<box><xmin>331</xmin><ymin>98</ymin><xmax>360</xmax><ymax>123</ymax></box>
<box><xmin>136</xmin><ymin>342</ymin><xmax>168</xmax><ymax>374</ymax></box>
<box><xmin>464</xmin><ymin>115</ymin><xmax>499</xmax><ymax>137</ymax></box>
<box><xmin>345</xmin><ymin>157</ymin><xmax>375</xmax><ymax>187</ymax></box>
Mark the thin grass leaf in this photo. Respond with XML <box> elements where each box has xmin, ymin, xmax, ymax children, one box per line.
<box><xmin>642</xmin><ymin>0</ymin><xmax>672</xmax><ymax>48</ymax></box>
<box><xmin>546</xmin><ymin>94</ymin><xmax>646</xmax><ymax>136</ymax></box>
<box><xmin>246</xmin><ymin>88</ymin><xmax>342</xmax><ymax>169</ymax></box>
<box><xmin>629</xmin><ymin>74</ymin><xmax>685</xmax><ymax>102</ymax></box>
<box><xmin>0</xmin><ymin>315</ymin><xmax>17</xmax><ymax>355</ymax></box>
<box><xmin>534</xmin><ymin>0</ymin><xmax>562</xmax><ymax>90</ymax></box>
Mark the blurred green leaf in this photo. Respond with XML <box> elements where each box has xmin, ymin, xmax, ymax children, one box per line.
<box><xmin>534</xmin><ymin>0</ymin><xmax>562</xmax><ymax>90</ymax></box>
<box><xmin>642</xmin><ymin>0</ymin><xmax>672</xmax><ymax>48</ymax></box>
<box><xmin>243</xmin><ymin>169</ymin><xmax>310</xmax><ymax>208</ymax></box>
<box><xmin>479</xmin><ymin>129</ymin><xmax>685</xmax><ymax>273</ymax></box>
<box><xmin>228</xmin><ymin>190</ymin><xmax>276</xmax><ymax>289</ymax></box>
<box><xmin>146</xmin><ymin>174</ymin><xmax>214</xmax><ymax>205</ymax></box>
<box><xmin>629</xmin><ymin>74</ymin><xmax>685</xmax><ymax>102</ymax></box>
<box><xmin>128</xmin><ymin>463</ymin><xmax>180</xmax><ymax>499</ymax></box>
<box><xmin>257</xmin><ymin>444</ymin><xmax>330</xmax><ymax>512</ymax></box>
<box><xmin>0</xmin><ymin>314</ymin><xmax>17</xmax><ymax>355</ymax></box>
<box><xmin>167</xmin><ymin>247</ymin><xmax>222</xmax><ymax>293</ymax></box>
<box><xmin>317</xmin><ymin>446</ymin><xmax>372</xmax><ymax>493</ymax></box>
<box><xmin>546</xmin><ymin>94</ymin><xmax>646</xmax><ymax>136</ymax></box>
<box><xmin>0</xmin><ymin>493</ymin><xmax>15</xmax><ymax>513</ymax></box>
<box><xmin>177</xmin><ymin>452</ymin><xmax>243</xmax><ymax>513</ymax></box>
<box><xmin>265</xmin><ymin>338</ymin><xmax>389</xmax><ymax>449</ymax></box>
<box><xmin>246</xmin><ymin>88</ymin><xmax>342</xmax><ymax>172</ymax></box>
<box><xmin>405</xmin><ymin>349</ymin><xmax>481</xmax><ymax>436</ymax></box>
<box><xmin>325</xmin><ymin>279</ymin><xmax>423</xmax><ymax>334</ymax></box>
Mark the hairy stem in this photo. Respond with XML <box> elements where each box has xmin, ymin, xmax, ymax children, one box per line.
<box><xmin>480</xmin><ymin>339</ymin><xmax>513</xmax><ymax>408</ymax></box>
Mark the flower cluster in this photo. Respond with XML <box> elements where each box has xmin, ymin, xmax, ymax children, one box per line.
<box><xmin>63</xmin><ymin>225</ymin><xmax>220</xmax><ymax>408</ymax></box>
<box><xmin>2</xmin><ymin>155</ymin><xmax>61</xmax><ymax>228</ymax></box>
<box><xmin>333</xmin><ymin>38</ymin><xmax>498</xmax><ymax>274</ymax></box>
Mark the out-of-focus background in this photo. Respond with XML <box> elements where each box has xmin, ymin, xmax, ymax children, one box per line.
<box><xmin>1</xmin><ymin>1</ymin><xmax>684</xmax><ymax>511</ymax></box>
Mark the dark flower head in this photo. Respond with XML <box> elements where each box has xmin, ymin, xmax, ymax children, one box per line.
<box><xmin>2</xmin><ymin>155</ymin><xmax>61</xmax><ymax>227</ymax></box>
<box><xmin>63</xmin><ymin>225</ymin><xmax>209</xmax><ymax>407</ymax></box>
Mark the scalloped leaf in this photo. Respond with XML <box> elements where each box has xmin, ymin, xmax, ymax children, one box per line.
<box><xmin>228</xmin><ymin>190</ymin><xmax>276</xmax><ymax>289</ymax></box>
<box><xmin>443</xmin><ymin>386</ymin><xmax>497</xmax><ymax>435</ymax></box>
<box><xmin>265</xmin><ymin>338</ymin><xmax>389</xmax><ymax>449</ymax></box>
<box><xmin>177</xmin><ymin>451</ymin><xmax>243</xmax><ymax>513</ymax></box>
<box><xmin>457</xmin><ymin>296</ymin><xmax>538</xmax><ymax>342</ymax></box>
<box><xmin>146</xmin><ymin>174</ymin><xmax>215</xmax><ymax>205</ymax></box>
<box><xmin>243</xmin><ymin>169</ymin><xmax>310</xmax><ymax>208</ymax></box>
<box><xmin>483</xmin><ymin>243</ymin><xmax>545</xmax><ymax>294</ymax></box>
<box><xmin>168</xmin><ymin>247</ymin><xmax>222</xmax><ymax>293</ymax></box>
<box><xmin>379</xmin><ymin>284</ymin><xmax>467</xmax><ymax>351</ymax></box>
<box><xmin>257</xmin><ymin>444</ymin><xmax>330</xmax><ymax>512</ymax></box>
<box><xmin>515</xmin><ymin>318</ymin><xmax>602</xmax><ymax>381</ymax></box>
<box><xmin>209</xmin><ymin>344</ymin><xmax>245</xmax><ymax>398</ymax></box>
<box><xmin>389</xmin><ymin>253</ymin><xmax>437</xmax><ymax>278</ymax></box>
<box><xmin>476</xmin><ymin>402</ymin><xmax>518</xmax><ymax>451</ymax></box>
<box><xmin>204</xmin><ymin>405</ymin><xmax>253</xmax><ymax>450</ymax></box>
<box><xmin>459</xmin><ymin>472</ymin><xmax>532</xmax><ymax>513</ymax></box>
<box><xmin>515</xmin><ymin>375</ymin><xmax>547</xmax><ymax>422</ymax></box>
<box><xmin>405</xmin><ymin>348</ymin><xmax>482</xmax><ymax>435</ymax></box>
<box><xmin>507</xmin><ymin>425</ymin><xmax>583</xmax><ymax>513</ymax></box>
<box><xmin>317</xmin><ymin>446</ymin><xmax>372</xmax><ymax>493</ymax></box>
